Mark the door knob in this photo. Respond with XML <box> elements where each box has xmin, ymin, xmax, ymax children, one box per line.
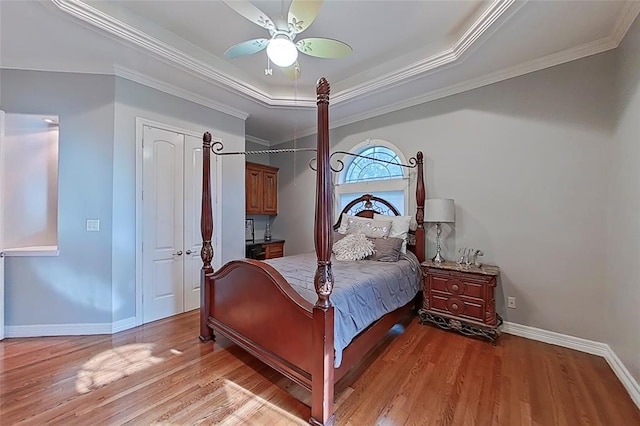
<box><xmin>174</xmin><ymin>250</ymin><xmax>183</xmax><ymax>256</ymax></box>
<box><xmin>186</xmin><ymin>249</ymin><xmax>194</xmax><ymax>255</ymax></box>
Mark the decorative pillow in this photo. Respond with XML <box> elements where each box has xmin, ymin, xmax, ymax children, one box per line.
<box><xmin>345</xmin><ymin>217</ymin><xmax>392</xmax><ymax>239</ymax></box>
<box><xmin>367</xmin><ymin>237</ymin><xmax>403</xmax><ymax>262</ymax></box>
<box><xmin>333</xmin><ymin>230</ymin><xmax>346</xmax><ymax>243</ymax></box>
<box><xmin>374</xmin><ymin>214</ymin><xmax>412</xmax><ymax>253</ymax></box>
<box><xmin>337</xmin><ymin>213</ymin><xmax>355</xmax><ymax>234</ymax></box>
<box><xmin>332</xmin><ymin>233</ymin><xmax>375</xmax><ymax>261</ymax></box>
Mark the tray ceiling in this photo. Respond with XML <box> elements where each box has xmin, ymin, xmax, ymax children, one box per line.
<box><xmin>1</xmin><ymin>1</ymin><xmax>639</xmax><ymax>143</ymax></box>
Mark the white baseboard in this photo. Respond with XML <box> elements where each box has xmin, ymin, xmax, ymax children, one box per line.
<box><xmin>112</xmin><ymin>316</ymin><xmax>138</xmax><ymax>333</ymax></box>
<box><xmin>4</xmin><ymin>322</ymin><xmax>112</xmax><ymax>337</ymax></box>
<box><xmin>4</xmin><ymin>316</ymin><xmax>139</xmax><ymax>338</ymax></box>
<box><xmin>603</xmin><ymin>345</ymin><xmax>640</xmax><ymax>409</ymax></box>
<box><xmin>502</xmin><ymin>321</ymin><xmax>609</xmax><ymax>356</ymax></box>
<box><xmin>503</xmin><ymin>321</ymin><xmax>639</xmax><ymax>409</ymax></box>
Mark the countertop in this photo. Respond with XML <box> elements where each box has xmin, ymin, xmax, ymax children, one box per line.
<box><xmin>246</xmin><ymin>238</ymin><xmax>285</xmax><ymax>246</ymax></box>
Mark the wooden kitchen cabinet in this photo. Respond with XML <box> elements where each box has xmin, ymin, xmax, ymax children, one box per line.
<box><xmin>245</xmin><ymin>162</ymin><xmax>279</xmax><ymax>215</ymax></box>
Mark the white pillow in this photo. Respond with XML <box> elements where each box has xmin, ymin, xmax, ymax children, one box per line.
<box><xmin>332</xmin><ymin>233</ymin><xmax>375</xmax><ymax>261</ymax></box>
<box><xmin>337</xmin><ymin>213</ymin><xmax>354</xmax><ymax>234</ymax></box>
<box><xmin>346</xmin><ymin>217</ymin><xmax>392</xmax><ymax>239</ymax></box>
<box><xmin>374</xmin><ymin>213</ymin><xmax>412</xmax><ymax>253</ymax></box>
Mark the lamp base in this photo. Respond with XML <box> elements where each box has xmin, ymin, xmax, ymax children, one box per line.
<box><xmin>432</xmin><ymin>251</ymin><xmax>446</xmax><ymax>263</ymax></box>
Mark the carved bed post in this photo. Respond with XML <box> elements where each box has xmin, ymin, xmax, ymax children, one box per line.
<box><xmin>199</xmin><ymin>132</ymin><xmax>214</xmax><ymax>342</ymax></box>
<box><xmin>310</xmin><ymin>77</ymin><xmax>336</xmax><ymax>426</ymax></box>
<box><xmin>415</xmin><ymin>151</ymin><xmax>426</xmax><ymax>263</ymax></box>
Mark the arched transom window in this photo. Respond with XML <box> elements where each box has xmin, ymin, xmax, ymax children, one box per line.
<box><xmin>344</xmin><ymin>146</ymin><xmax>403</xmax><ymax>183</ymax></box>
<box><xmin>335</xmin><ymin>140</ymin><xmax>409</xmax><ymax>217</ymax></box>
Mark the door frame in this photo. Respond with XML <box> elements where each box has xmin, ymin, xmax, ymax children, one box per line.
<box><xmin>135</xmin><ymin>118</ymin><xmax>222</xmax><ymax>326</ymax></box>
<box><xmin>0</xmin><ymin>110</ymin><xmax>5</xmax><ymax>340</ymax></box>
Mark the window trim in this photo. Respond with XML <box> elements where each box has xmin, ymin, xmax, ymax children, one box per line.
<box><xmin>334</xmin><ymin>139</ymin><xmax>410</xmax><ymax>218</ymax></box>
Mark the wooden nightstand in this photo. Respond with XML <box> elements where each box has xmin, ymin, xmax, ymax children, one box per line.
<box><xmin>419</xmin><ymin>260</ymin><xmax>502</xmax><ymax>344</ymax></box>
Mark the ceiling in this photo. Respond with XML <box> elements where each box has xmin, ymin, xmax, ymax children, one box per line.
<box><xmin>1</xmin><ymin>1</ymin><xmax>639</xmax><ymax>144</ymax></box>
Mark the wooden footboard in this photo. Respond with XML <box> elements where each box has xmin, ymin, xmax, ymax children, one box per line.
<box><xmin>204</xmin><ymin>260</ymin><xmax>315</xmax><ymax>388</ymax></box>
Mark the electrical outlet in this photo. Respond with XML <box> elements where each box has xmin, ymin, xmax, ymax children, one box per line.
<box><xmin>507</xmin><ymin>297</ymin><xmax>516</xmax><ymax>309</ymax></box>
<box><xmin>86</xmin><ymin>219</ymin><xmax>100</xmax><ymax>232</ymax></box>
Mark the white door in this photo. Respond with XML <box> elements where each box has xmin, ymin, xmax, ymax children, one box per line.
<box><xmin>183</xmin><ymin>134</ymin><xmax>205</xmax><ymax>312</ymax></box>
<box><xmin>142</xmin><ymin>126</ymin><xmax>185</xmax><ymax>323</ymax></box>
<box><xmin>0</xmin><ymin>110</ymin><xmax>5</xmax><ymax>340</ymax></box>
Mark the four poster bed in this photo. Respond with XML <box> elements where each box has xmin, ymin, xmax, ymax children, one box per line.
<box><xmin>198</xmin><ymin>78</ymin><xmax>426</xmax><ymax>425</ymax></box>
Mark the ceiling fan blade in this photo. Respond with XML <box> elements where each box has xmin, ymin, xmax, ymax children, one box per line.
<box><xmin>281</xmin><ymin>61</ymin><xmax>301</xmax><ymax>80</ymax></box>
<box><xmin>296</xmin><ymin>38</ymin><xmax>352</xmax><ymax>59</ymax></box>
<box><xmin>221</xmin><ymin>0</ymin><xmax>275</xmax><ymax>31</ymax></box>
<box><xmin>224</xmin><ymin>38</ymin><xmax>269</xmax><ymax>59</ymax></box>
<box><xmin>288</xmin><ymin>0</ymin><xmax>323</xmax><ymax>34</ymax></box>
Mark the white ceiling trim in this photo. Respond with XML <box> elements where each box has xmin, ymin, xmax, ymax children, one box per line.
<box><xmin>50</xmin><ymin>0</ymin><xmax>516</xmax><ymax>107</ymax></box>
<box><xmin>246</xmin><ymin>135</ymin><xmax>271</xmax><ymax>146</ymax></box>
<box><xmin>611</xmin><ymin>0</ymin><xmax>640</xmax><ymax>43</ymax></box>
<box><xmin>286</xmin><ymin>28</ymin><xmax>635</xmax><ymax>145</ymax></box>
<box><xmin>50</xmin><ymin>0</ymin><xmax>281</xmax><ymax>106</ymax></box>
<box><xmin>113</xmin><ymin>65</ymin><xmax>249</xmax><ymax>120</ymax></box>
<box><xmin>332</xmin><ymin>0</ymin><xmax>520</xmax><ymax>104</ymax></box>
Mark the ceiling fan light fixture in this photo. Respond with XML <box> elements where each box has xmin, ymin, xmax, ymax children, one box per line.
<box><xmin>267</xmin><ymin>35</ymin><xmax>298</xmax><ymax>67</ymax></box>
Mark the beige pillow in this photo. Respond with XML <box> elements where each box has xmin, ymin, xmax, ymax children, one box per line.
<box><xmin>345</xmin><ymin>216</ymin><xmax>392</xmax><ymax>239</ymax></box>
<box><xmin>367</xmin><ymin>237</ymin><xmax>403</xmax><ymax>262</ymax></box>
<box><xmin>337</xmin><ymin>213</ymin><xmax>355</xmax><ymax>234</ymax></box>
<box><xmin>374</xmin><ymin>214</ymin><xmax>412</xmax><ymax>253</ymax></box>
<box><xmin>332</xmin><ymin>233</ymin><xmax>375</xmax><ymax>261</ymax></box>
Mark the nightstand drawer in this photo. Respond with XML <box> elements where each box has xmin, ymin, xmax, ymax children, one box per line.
<box><xmin>431</xmin><ymin>294</ymin><xmax>484</xmax><ymax>322</ymax></box>
<box><xmin>430</xmin><ymin>275</ymin><xmax>485</xmax><ymax>300</ymax></box>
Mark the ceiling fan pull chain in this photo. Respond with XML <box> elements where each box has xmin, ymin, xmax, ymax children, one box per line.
<box><xmin>265</xmin><ymin>56</ymin><xmax>272</xmax><ymax>76</ymax></box>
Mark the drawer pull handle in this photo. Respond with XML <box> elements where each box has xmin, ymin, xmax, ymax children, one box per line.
<box><xmin>451</xmin><ymin>284</ymin><xmax>459</xmax><ymax>292</ymax></box>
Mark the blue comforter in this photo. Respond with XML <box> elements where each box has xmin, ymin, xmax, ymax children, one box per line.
<box><xmin>264</xmin><ymin>251</ymin><xmax>422</xmax><ymax>367</ymax></box>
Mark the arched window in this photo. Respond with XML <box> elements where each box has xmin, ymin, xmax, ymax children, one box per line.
<box><xmin>344</xmin><ymin>146</ymin><xmax>403</xmax><ymax>183</ymax></box>
<box><xmin>335</xmin><ymin>140</ymin><xmax>409</xmax><ymax>217</ymax></box>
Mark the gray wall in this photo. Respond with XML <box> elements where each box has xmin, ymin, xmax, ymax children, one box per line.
<box><xmin>113</xmin><ymin>77</ymin><xmax>246</xmax><ymax>322</ymax></box>
<box><xmin>272</xmin><ymin>50</ymin><xmax>618</xmax><ymax>344</ymax></box>
<box><xmin>1</xmin><ymin>70</ymin><xmax>116</xmax><ymax>324</ymax></box>
<box><xmin>607</xmin><ymin>17</ymin><xmax>640</xmax><ymax>382</ymax></box>
<box><xmin>245</xmin><ymin>140</ymin><xmax>270</xmax><ymax>165</ymax></box>
<box><xmin>0</xmin><ymin>70</ymin><xmax>246</xmax><ymax>326</ymax></box>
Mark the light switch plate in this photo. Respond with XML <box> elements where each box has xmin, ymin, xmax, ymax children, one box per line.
<box><xmin>86</xmin><ymin>219</ymin><xmax>100</xmax><ymax>232</ymax></box>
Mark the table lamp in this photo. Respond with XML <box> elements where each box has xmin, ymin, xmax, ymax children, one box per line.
<box><xmin>425</xmin><ymin>198</ymin><xmax>455</xmax><ymax>263</ymax></box>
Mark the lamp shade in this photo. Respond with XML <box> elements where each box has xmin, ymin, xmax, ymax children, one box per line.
<box><xmin>425</xmin><ymin>198</ymin><xmax>455</xmax><ymax>223</ymax></box>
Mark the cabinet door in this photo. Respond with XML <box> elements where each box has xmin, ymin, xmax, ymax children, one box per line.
<box><xmin>265</xmin><ymin>242</ymin><xmax>284</xmax><ymax>259</ymax></box>
<box><xmin>246</xmin><ymin>167</ymin><xmax>263</xmax><ymax>214</ymax></box>
<box><xmin>262</xmin><ymin>170</ymin><xmax>278</xmax><ymax>215</ymax></box>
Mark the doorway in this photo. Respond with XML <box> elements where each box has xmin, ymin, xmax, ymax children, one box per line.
<box><xmin>139</xmin><ymin>121</ymin><xmax>219</xmax><ymax>324</ymax></box>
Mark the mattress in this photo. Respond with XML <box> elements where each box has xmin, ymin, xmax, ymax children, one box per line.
<box><xmin>264</xmin><ymin>251</ymin><xmax>422</xmax><ymax>367</ymax></box>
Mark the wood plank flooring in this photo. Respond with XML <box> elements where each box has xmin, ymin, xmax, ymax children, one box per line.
<box><xmin>1</xmin><ymin>311</ymin><xmax>638</xmax><ymax>425</ymax></box>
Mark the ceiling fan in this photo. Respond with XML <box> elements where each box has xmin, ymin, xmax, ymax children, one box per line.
<box><xmin>222</xmin><ymin>0</ymin><xmax>352</xmax><ymax>79</ymax></box>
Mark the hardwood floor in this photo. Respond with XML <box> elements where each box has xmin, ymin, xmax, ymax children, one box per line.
<box><xmin>1</xmin><ymin>311</ymin><xmax>638</xmax><ymax>425</ymax></box>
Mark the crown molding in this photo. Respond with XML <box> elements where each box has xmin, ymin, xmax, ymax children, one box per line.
<box><xmin>332</xmin><ymin>0</ymin><xmax>520</xmax><ymax>104</ymax></box>
<box><xmin>50</xmin><ymin>0</ymin><xmax>277</xmax><ymax>105</ymax></box>
<box><xmin>286</xmin><ymin>30</ymin><xmax>625</xmax><ymax>144</ymax></box>
<box><xmin>49</xmin><ymin>0</ymin><xmax>640</xmax><ymax>143</ymax></box>
<box><xmin>610</xmin><ymin>1</ymin><xmax>640</xmax><ymax>46</ymax></box>
<box><xmin>113</xmin><ymin>65</ymin><xmax>249</xmax><ymax>120</ymax></box>
<box><xmin>246</xmin><ymin>135</ymin><xmax>271</xmax><ymax>146</ymax></box>
<box><xmin>50</xmin><ymin>0</ymin><xmax>517</xmax><ymax>108</ymax></box>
